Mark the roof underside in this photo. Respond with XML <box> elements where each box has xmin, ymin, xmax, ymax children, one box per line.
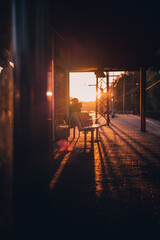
<box><xmin>50</xmin><ymin>1</ymin><xmax>160</xmax><ymax>71</ymax></box>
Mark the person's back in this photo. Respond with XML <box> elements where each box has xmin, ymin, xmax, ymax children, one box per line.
<box><xmin>69</xmin><ymin>98</ymin><xmax>82</xmax><ymax>116</ymax></box>
<box><xmin>69</xmin><ymin>98</ymin><xmax>82</xmax><ymax>127</ymax></box>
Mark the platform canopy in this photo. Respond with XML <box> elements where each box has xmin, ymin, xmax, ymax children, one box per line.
<box><xmin>50</xmin><ymin>1</ymin><xmax>160</xmax><ymax>71</ymax></box>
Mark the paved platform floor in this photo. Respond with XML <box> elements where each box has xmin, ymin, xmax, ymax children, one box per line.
<box><xmin>48</xmin><ymin>115</ymin><xmax>160</xmax><ymax>238</ymax></box>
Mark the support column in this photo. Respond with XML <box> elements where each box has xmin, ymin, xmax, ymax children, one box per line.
<box><xmin>112</xmin><ymin>79</ymin><xmax>114</xmax><ymax>118</ymax></box>
<box><xmin>51</xmin><ymin>32</ymin><xmax>56</xmax><ymax>142</ymax></box>
<box><xmin>95</xmin><ymin>75</ymin><xmax>98</xmax><ymax>123</ymax></box>
<box><xmin>95</xmin><ymin>75</ymin><xmax>98</xmax><ymax>138</ymax></box>
<box><xmin>12</xmin><ymin>0</ymin><xmax>51</xmax><ymax>237</ymax></box>
<box><xmin>123</xmin><ymin>73</ymin><xmax>126</xmax><ymax>114</ymax></box>
<box><xmin>107</xmin><ymin>72</ymin><xmax>110</xmax><ymax>126</ymax></box>
<box><xmin>84</xmin><ymin>132</ymin><xmax>87</xmax><ymax>149</ymax></box>
<box><xmin>91</xmin><ymin>130</ymin><xmax>94</xmax><ymax>148</ymax></box>
<box><xmin>140</xmin><ymin>67</ymin><xmax>146</xmax><ymax>132</ymax></box>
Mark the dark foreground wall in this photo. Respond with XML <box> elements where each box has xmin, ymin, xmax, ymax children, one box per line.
<box><xmin>12</xmin><ymin>0</ymin><xmax>53</xmax><ymax>238</ymax></box>
<box><xmin>0</xmin><ymin>53</ymin><xmax>13</xmax><ymax>239</ymax></box>
<box><xmin>0</xmin><ymin>1</ymin><xmax>13</xmax><ymax>238</ymax></box>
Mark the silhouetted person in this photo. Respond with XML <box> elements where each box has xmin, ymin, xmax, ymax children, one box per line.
<box><xmin>69</xmin><ymin>98</ymin><xmax>82</xmax><ymax>128</ymax></box>
<box><xmin>69</xmin><ymin>98</ymin><xmax>82</xmax><ymax>116</ymax></box>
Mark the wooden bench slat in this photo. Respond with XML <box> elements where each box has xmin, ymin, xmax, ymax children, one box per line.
<box><xmin>70</xmin><ymin>112</ymin><xmax>106</xmax><ymax>148</ymax></box>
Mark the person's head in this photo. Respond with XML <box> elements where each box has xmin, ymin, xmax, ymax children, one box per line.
<box><xmin>71</xmin><ymin>98</ymin><xmax>79</xmax><ymax>103</ymax></box>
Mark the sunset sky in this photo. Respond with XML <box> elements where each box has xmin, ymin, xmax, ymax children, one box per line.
<box><xmin>69</xmin><ymin>72</ymin><xmax>124</xmax><ymax>102</ymax></box>
<box><xmin>70</xmin><ymin>72</ymin><xmax>96</xmax><ymax>102</ymax></box>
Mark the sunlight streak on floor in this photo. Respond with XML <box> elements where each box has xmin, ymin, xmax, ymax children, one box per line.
<box><xmin>49</xmin><ymin>151</ymin><xmax>71</xmax><ymax>189</ymax></box>
<box><xmin>94</xmin><ymin>143</ymin><xmax>103</xmax><ymax>197</ymax></box>
<box><xmin>50</xmin><ymin>139</ymin><xmax>77</xmax><ymax>189</ymax></box>
<box><xmin>97</xmin><ymin>136</ymin><xmax>118</xmax><ymax>199</ymax></box>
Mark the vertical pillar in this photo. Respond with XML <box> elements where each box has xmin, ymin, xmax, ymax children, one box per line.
<box><xmin>95</xmin><ymin>75</ymin><xmax>98</xmax><ymax>123</ymax></box>
<box><xmin>140</xmin><ymin>67</ymin><xmax>146</xmax><ymax>132</ymax></box>
<box><xmin>91</xmin><ymin>130</ymin><xmax>94</xmax><ymax>148</ymax></box>
<box><xmin>123</xmin><ymin>73</ymin><xmax>126</xmax><ymax>113</ymax></box>
<box><xmin>66</xmin><ymin>39</ymin><xmax>70</xmax><ymax>125</ymax></box>
<box><xmin>112</xmin><ymin>80</ymin><xmax>114</xmax><ymax>118</ymax></box>
<box><xmin>107</xmin><ymin>72</ymin><xmax>110</xmax><ymax>126</ymax></box>
<box><xmin>51</xmin><ymin>32</ymin><xmax>55</xmax><ymax>141</ymax></box>
<box><xmin>95</xmin><ymin>75</ymin><xmax>98</xmax><ymax>138</ymax></box>
<box><xmin>12</xmin><ymin>0</ymin><xmax>51</xmax><ymax>237</ymax></box>
<box><xmin>84</xmin><ymin>132</ymin><xmax>87</xmax><ymax>149</ymax></box>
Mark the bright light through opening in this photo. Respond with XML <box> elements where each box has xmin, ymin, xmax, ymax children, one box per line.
<box><xmin>69</xmin><ymin>72</ymin><xmax>96</xmax><ymax>102</ymax></box>
<box><xmin>69</xmin><ymin>71</ymin><xmax>125</xmax><ymax>102</ymax></box>
<box><xmin>46</xmin><ymin>91</ymin><xmax>53</xmax><ymax>96</ymax></box>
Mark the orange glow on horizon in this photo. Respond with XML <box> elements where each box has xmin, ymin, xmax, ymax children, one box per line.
<box><xmin>69</xmin><ymin>71</ymin><xmax>125</xmax><ymax>102</ymax></box>
<box><xmin>70</xmin><ymin>72</ymin><xmax>96</xmax><ymax>102</ymax></box>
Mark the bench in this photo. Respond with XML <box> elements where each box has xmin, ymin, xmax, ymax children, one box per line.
<box><xmin>70</xmin><ymin>112</ymin><xmax>106</xmax><ymax>148</ymax></box>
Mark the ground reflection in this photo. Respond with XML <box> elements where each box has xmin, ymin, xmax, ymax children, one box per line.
<box><xmin>48</xmin><ymin>121</ymin><xmax>160</xmax><ymax>237</ymax></box>
<box><xmin>50</xmin><ymin>137</ymin><xmax>79</xmax><ymax>189</ymax></box>
<box><xmin>93</xmin><ymin>142</ymin><xmax>103</xmax><ymax>197</ymax></box>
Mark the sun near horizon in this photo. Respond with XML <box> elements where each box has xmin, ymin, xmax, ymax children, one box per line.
<box><xmin>69</xmin><ymin>72</ymin><xmax>96</xmax><ymax>102</ymax></box>
<box><xmin>69</xmin><ymin>71</ymin><xmax>125</xmax><ymax>102</ymax></box>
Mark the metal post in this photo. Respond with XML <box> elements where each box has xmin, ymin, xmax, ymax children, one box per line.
<box><xmin>84</xmin><ymin>132</ymin><xmax>87</xmax><ymax>149</ymax></box>
<box><xmin>95</xmin><ymin>75</ymin><xmax>98</xmax><ymax>124</ymax></box>
<box><xmin>140</xmin><ymin>67</ymin><xmax>146</xmax><ymax>132</ymax></box>
<box><xmin>107</xmin><ymin>72</ymin><xmax>110</xmax><ymax>125</ymax></box>
<box><xmin>123</xmin><ymin>73</ymin><xmax>126</xmax><ymax>114</ymax></box>
<box><xmin>95</xmin><ymin>75</ymin><xmax>98</xmax><ymax>139</ymax></box>
<box><xmin>112</xmin><ymin>79</ymin><xmax>114</xmax><ymax>118</ymax></box>
<box><xmin>91</xmin><ymin>130</ymin><xmax>94</xmax><ymax>148</ymax></box>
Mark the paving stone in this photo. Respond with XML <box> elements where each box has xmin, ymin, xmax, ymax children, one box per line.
<box><xmin>49</xmin><ymin>115</ymin><xmax>160</xmax><ymax>238</ymax></box>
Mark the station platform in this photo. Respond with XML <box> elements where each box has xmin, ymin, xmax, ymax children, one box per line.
<box><xmin>48</xmin><ymin>114</ymin><xmax>160</xmax><ymax>238</ymax></box>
